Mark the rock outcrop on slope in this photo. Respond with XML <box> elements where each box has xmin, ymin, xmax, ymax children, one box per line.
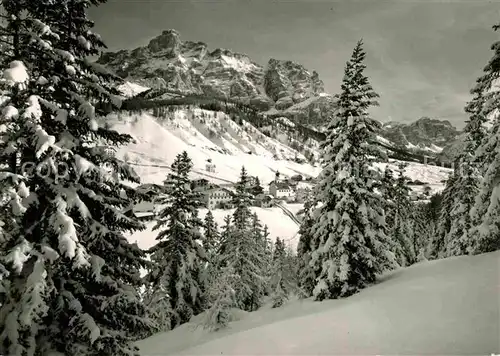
<box><xmin>380</xmin><ymin>117</ymin><xmax>461</xmax><ymax>154</ymax></box>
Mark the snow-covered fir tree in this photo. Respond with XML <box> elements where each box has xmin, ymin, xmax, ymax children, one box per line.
<box><xmin>308</xmin><ymin>40</ymin><xmax>396</xmax><ymax>300</ymax></box>
<box><xmin>470</xmin><ymin>114</ymin><xmax>500</xmax><ymax>253</ymax></box>
<box><xmin>200</xmin><ymin>264</ymin><xmax>239</xmax><ymax>331</ymax></box>
<box><xmin>203</xmin><ymin>210</ymin><xmax>220</xmax><ymax>264</ymax></box>
<box><xmin>467</xmin><ymin>23</ymin><xmax>500</xmax><ymax>254</ymax></box>
<box><xmin>389</xmin><ymin>163</ymin><xmax>416</xmax><ymax>267</ymax></box>
<box><xmin>411</xmin><ymin>202</ymin><xmax>432</xmax><ymax>261</ymax></box>
<box><xmin>261</xmin><ymin>223</ymin><xmax>274</xmax><ymax>295</ymax></box>
<box><xmin>217</xmin><ymin>167</ymin><xmax>266</xmax><ymax>311</ymax></box>
<box><xmin>431</xmin><ymin>170</ymin><xmax>458</xmax><ymax>259</ymax></box>
<box><xmin>445</xmin><ymin>120</ymin><xmax>486</xmax><ymax>256</ymax></box>
<box><xmin>0</xmin><ymin>1</ymin><xmax>154</xmax><ymax>355</ymax></box>
<box><xmin>145</xmin><ymin>151</ymin><xmax>206</xmax><ymax>329</ymax></box>
<box><xmin>270</xmin><ymin>238</ymin><xmax>288</xmax><ymax>308</ymax></box>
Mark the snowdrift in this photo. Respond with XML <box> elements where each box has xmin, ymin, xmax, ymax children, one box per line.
<box><xmin>137</xmin><ymin>251</ymin><xmax>500</xmax><ymax>355</ymax></box>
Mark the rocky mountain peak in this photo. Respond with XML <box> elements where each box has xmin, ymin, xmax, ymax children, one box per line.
<box><xmin>264</xmin><ymin>58</ymin><xmax>326</xmax><ymax>109</ymax></box>
<box><xmin>147</xmin><ymin>29</ymin><xmax>181</xmax><ymax>55</ymax></box>
<box><xmin>380</xmin><ymin>117</ymin><xmax>461</xmax><ymax>153</ymax></box>
<box><xmin>97</xmin><ymin>29</ymin><xmax>332</xmax><ymax>121</ymax></box>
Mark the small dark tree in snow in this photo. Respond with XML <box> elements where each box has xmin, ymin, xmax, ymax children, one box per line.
<box><xmin>0</xmin><ymin>1</ymin><xmax>154</xmax><ymax>355</ymax></box>
<box><xmin>270</xmin><ymin>238</ymin><xmax>288</xmax><ymax>308</ymax></box>
<box><xmin>296</xmin><ymin>199</ymin><xmax>317</xmax><ymax>298</ymax></box>
<box><xmin>146</xmin><ymin>151</ymin><xmax>206</xmax><ymax>329</ymax></box>
<box><xmin>309</xmin><ymin>40</ymin><xmax>396</xmax><ymax>300</ymax></box>
<box><xmin>411</xmin><ymin>202</ymin><xmax>432</xmax><ymax>261</ymax></box>
<box><xmin>203</xmin><ymin>210</ymin><xmax>220</xmax><ymax>263</ymax></box>
<box><xmin>432</xmin><ymin>170</ymin><xmax>457</xmax><ymax>259</ymax></box>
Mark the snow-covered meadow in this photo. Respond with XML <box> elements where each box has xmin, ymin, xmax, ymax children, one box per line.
<box><xmin>137</xmin><ymin>250</ymin><xmax>500</xmax><ymax>355</ymax></box>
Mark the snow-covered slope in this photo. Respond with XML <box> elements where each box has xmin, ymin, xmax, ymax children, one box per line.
<box><xmin>107</xmin><ymin>110</ymin><xmax>322</xmax><ymax>185</ymax></box>
<box><xmin>137</xmin><ymin>250</ymin><xmax>500</xmax><ymax>355</ymax></box>
<box><xmin>110</xmin><ymin>109</ymin><xmax>451</xmax><ymax>244</ymax></box>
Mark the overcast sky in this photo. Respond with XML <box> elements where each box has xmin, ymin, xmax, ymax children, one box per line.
<box><xmin>89</xmin><ymin>0</ymin><xmax>500</xmax><ymax>128</ymax></box>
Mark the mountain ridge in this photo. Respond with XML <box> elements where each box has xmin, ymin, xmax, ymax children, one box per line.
<box><xmin>98</xmin><ymin>29</ymin><xmax>462</xmax><ymax>158</ymax></box>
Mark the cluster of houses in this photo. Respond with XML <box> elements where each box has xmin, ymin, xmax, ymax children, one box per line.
<box><xmin>131</xmin><ymin>171</ymin><xmax>316</xmax><ymax>217</ymax></box>
<box><xmin>193</xmin><ymin>172</ymin><xmax>315</xmax><ymax>210</ymax></box>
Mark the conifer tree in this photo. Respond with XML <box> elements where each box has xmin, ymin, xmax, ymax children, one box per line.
<box><xmin>309</xmin><ymin>40</ymin><xmax>396</xmax><ymax>300</ymax></box>
<box><xmin>270</xmin><ymin>238</ymin><xmax>288</xmax><ymax>308</ymax></box>
<box><xmin>200</xmin><ymin>264</ymin><xmax>238</xmax><ymax>331</ymax></box>
<box><xmin>466</xmin><ymin>23</ymin><xmax>500</xmax><ymax>254</ymax></box>
<box><xmin>217</xmin><ymin>167</ymin><xmax>265</xmax><ymax>311</ymax></box>
<box><xmin>146</xmin><ymin>151</ymin><xmax>206</xmax><ymax>329</ymax></box>
<box><xmin>0</xmin><ymin>1</ymin><xmax>154</xmax><ymax>355</ymax></box>
<box><xmin>203</xmin><ymin>210</ymin><xmax>220</xmax><ymax>263</ymax></box>
<box><xmin>296</xmin><ymin>199</ymin><xmax>317</xmax><ymax>297</ymax></box>
<box><xmin>431</xmin><ymin>170</ymin><xmax>457</xmax><ymax>258</ymax></box>
<box><xmin>411</xmin><ymin>202</ymin><xmax>432</xmax><ymax>260</ymax></box>
<box><xmin>390</xmin><ymin>163</ymin><xmax>416</xmax><ymax>266</ymax></box>
<box><xmin>446</xmin><ymin>137</ymin><xmax>484</xmax><ymax>256</ymax></box>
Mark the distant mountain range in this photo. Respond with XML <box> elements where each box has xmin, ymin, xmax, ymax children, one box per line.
<box><xmin>97</xmin><ymin>29</ymin><xmax>462</xmax><ymax>161</ymax></box>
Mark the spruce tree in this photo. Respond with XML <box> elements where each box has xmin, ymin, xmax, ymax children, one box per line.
<box><xmin>411</xmin><ymin>202</ymin><xmax>432</xmax><ymax>261</ymax></box>
<box><xmin>200</xmin><ymin>264</ymin><xmax>238</xmax><ymax>331</ymax></box>
<box><xmin>0</xmin><ymin>1</ymin><xmax>152</xmax><ymax>355</ymax></box>
<box><xmin>203</xmin><ymin>210</ymin><xmax>220</xmax><ymax>264</ymax></box>
<box><xmin>309</xmin><ymin>40</ymin><xmax>396</xmax><ymax>300</ymax></box>
<box><xmin>296</xmin><ymin>199</ymin><xmax>317</xmax><ymax>298</ymax></box>
<box><xmin>146</xmin><ymin>151</ymin><xmax>206</xmax><ymax>329</ymax></box>
<box><xmin>270</xmin><ymin>238</ymin><xmax>288</xmax><ymax>308</ymax></box>
<box><xmin>390</xmin><ymin>163</ymin><xmax>416</xmax><ymax>266</ymax></box>
<box><xmin>467</xmin><ymin>23</ymin><xmax>500</xmax><ymax>254</ymax></box>
<box><xmin>217</xmin><ymin>167</ymin><xmax>265</xmax><ymax>311</ymax></box>
<box><xmin>0</xmin><ymin>1</ymin><xmax>154</xmax><ymax>355</ymax></box>
<box><xmin>446</xmin><ymin>143</ymin><xmax>483</xmax><ymax>256</ymax></box>
<box><xmin>431</xmin><ymin>170</ymin><xmax>457</xmax><ymax>258</ymax></box>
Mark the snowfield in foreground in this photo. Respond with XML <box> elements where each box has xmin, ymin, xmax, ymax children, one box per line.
<box><xmin>137</xmin><ymin>251</ymin><xmax>500</xmax><ymax>355</ymax></box>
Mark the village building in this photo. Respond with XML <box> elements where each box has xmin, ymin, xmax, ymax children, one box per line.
<box><xmin>191</xmin><ymin>178</ymin><xmax>218</xmax><ymax>192</ymax></box>
<box><xmin>206</xmin><ymin>161</ymin><xmax>216</xmax><ymax>173</ymax></box>
<box><xmin>201</xmin><ymin>187</ymin><xmax>233</xmax><ymax>210</ymax></box>
<box><xmin>254</xmin><ymin>193</ymin><xmax>274</xmax><ymax>208</ymax></box>
<box><xmin>269</xmin><ymin>181</ymin><xmax>295</xmax><ymax>201</ymax></box>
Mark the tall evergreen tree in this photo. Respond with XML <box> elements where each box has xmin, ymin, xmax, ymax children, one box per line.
<box><xmin>467</xmin><ymin>23</ymin><xmax>500</xmax><ymax>254</ymax></box>
<box><xmin>309</xmin><ymin>40</ymin><xmax>396</xmax><ymax>300</ymax></box>
<box><xmin>270</xmin><ymin>238</ymin><xmax>287</xmax><ymax>308</ymax></box>
<box><xmin>390</xmin><ymin>163</ymin><xmax>416</xmax><ymax>266</ymax></box>
<box><xmin>0</xmin><ymin>1</ymin><xmax>154</xmax><ymax>355</ymax></box>
<box><xmin>296</xmin><ymin>199</ymin><xmax>317</xmax><ymax>298</ymax></box>
<box><xmin>203</xmin><ymin>210</ymin><xmax>220</xmax><ymax>263</ymax></box>
<box><xmin>146</xmin><ymin>151</ymin><xmax>206</xmax><ymax>329</ymax></box>
<box><xmin>431</xmin><ymin>170</ymin><xmax>457</xmax><ymax>259</ymax></box>
<box><xmin>200</xmin><ymin>264</ymin><xmax>238</xmax><ymax>331</ymax></box>
<box><xmin>217</xmin><ymin>167</ymin><xmax>265</xmax><ymax>311</ymax></box>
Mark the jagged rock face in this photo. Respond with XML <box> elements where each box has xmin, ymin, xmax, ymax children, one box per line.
<box><xmin>437</xmin><ymin>133</ymin><xmax>468</xmax><ymax>162</ymax></box>
<box><xmin>380</xmin><ymin>117</ymin><xmax>461</xmax><ymax>151</ymax></box>
<box><xmin>97</xmin><ymin>29</ymin><xmax>328</xmax><ymax>120</ymax></box>
<box><xmin>264</xmin><ymin>59</ymin><xmax>325</xmax><ymax>105</ymax></box>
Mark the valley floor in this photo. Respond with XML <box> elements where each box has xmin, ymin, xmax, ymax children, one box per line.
<box><xmin>137</xmin><ymin>251</ymin><xmax>500</xmax><ymax>355</ymax></box>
